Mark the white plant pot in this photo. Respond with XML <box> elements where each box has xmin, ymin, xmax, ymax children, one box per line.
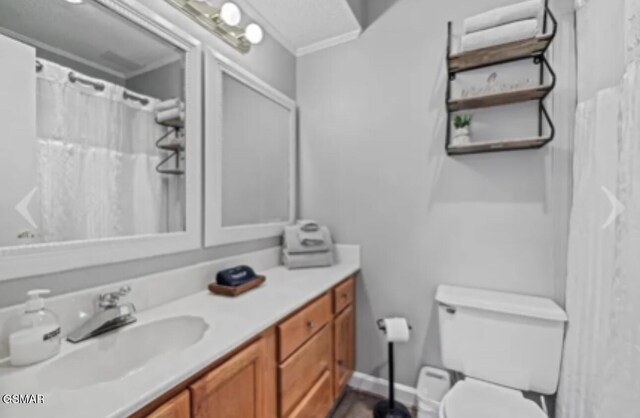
<box><xmin>452</xmin><ymin>127</ymin><xmax>470</xmax><ymax>145</ymax></box>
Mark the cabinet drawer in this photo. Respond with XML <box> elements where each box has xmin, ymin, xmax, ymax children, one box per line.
<box><xmin>279</xmin><ymin>325</ymin><xmax>332</xmax><ymax>416</ymax></box>
<box><xmin>284</xmin><ymin>371</ymin><xmax>333</xmax><ymax>418</ymax></box>
<box><xmin>333</xmin><ymin>276</ymin><xmax>355</xmax><ymax>313</ymax></box>
<box><xmin>278</xmin><ymin>293</ymin><xmax>332</xmax><ymax>362</ymax></box>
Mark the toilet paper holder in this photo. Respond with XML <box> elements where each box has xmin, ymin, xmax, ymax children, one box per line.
<box><xmin>376</xmin><ymin>318</ymin><xmax>412</xmax><ymax>332</ymax></box>
<box><xmin>374</xmin><ymin>318</ymin><xmax>413</xmax><ymax>418</ymax></box>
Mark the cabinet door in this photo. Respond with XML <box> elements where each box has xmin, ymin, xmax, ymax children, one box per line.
<box><xmin>334</xmin><ymin>305</ymin><xmax>355</xmax><ymax>397</ymax></box>
<box><xmin>146</xmin><ymin>390</ymin><xmax>190</xmax><ymax>418</ymax></box>
<box><xmin>284</xmin><ymin>370</ymin><xmax>333</xmax><ymax>418</ymax></box>
<box><xmin>191</xmin><ymin>337</ymin><xmax>271</xmax><ymax>418</ymax></box>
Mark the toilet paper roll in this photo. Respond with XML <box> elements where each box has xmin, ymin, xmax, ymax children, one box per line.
<box><xmin>383</xmin><ymin>317</ymin><xmax>410</xmax><ymax>343</ymax></box>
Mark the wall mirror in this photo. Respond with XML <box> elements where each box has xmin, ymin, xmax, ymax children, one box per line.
<box><xmin>0</xmin><ymin>0</ymin><xmax>202</xmax><ymax>280</ymax></box>
<box><xmin>204</xmin><ymin>51</ymin><xmax>296</xmax><ymax>246</ymax></box>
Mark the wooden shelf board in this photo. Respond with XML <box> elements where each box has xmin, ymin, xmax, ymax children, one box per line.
<box><xmin>448</xmin><ymin>84</ymin><xmax>552</xmax><ymax>111</ymax></box>
<box><xmin>158</xmin><ymin>143</ymin><xmax>185</xmax><ymax>152</ymax></box>
<box><xmin>157</xmin><ymin>168</ymin><xmax>185</xmax><ymax>175</ymax></box>
<box><xmin>158</xmin><ymin>118</ymin><xmax>185</xmax><ymax>128</ymax></box>
<box><xmin>449</xmin><ymin>34</ymin><xmax>553</xmax><ymax>73</ymax></box>
<box><xmin>447</xmin><ymin>136</ymin><xmax>551</xmax><ymax>155</ymax></box>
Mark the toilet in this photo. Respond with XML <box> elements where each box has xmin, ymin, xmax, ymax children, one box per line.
<box><xmin>435</xmin><ymin>285</ymin><xmax>568</xmax><ymax>418</ymax></box>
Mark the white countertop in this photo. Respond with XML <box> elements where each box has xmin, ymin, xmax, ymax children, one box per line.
<box><xmin>0</xmin><ymin>259</ymin><xmax>359</xmax><ymax>418</ymax></box>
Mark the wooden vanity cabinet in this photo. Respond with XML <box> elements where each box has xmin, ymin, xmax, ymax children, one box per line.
<box><xmin>137</xmin><ymin>275</ymin><xmax>356</xmax><ymax>418</ymax></box>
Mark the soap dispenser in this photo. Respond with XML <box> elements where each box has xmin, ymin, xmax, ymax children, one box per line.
<box><xmin>8</xmin><ymin>289</ymin><xmax>61</xmax><ymax>366</ymax></box>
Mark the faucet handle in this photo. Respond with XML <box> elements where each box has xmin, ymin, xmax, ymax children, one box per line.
<box><xmin>99</xmin><ymin>285</ymin><xmax>131</xmax><ymax>309</ymax></box>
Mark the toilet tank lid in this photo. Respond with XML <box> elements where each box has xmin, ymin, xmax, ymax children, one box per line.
<box><xmin>436</xmin><ymin>285</ymin><xmax>567</xmax><ymax>322</ymax></box>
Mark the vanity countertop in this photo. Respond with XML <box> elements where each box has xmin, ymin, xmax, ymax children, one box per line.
<box><xmin>0</xmin><ymin>258</ymin><xmax>360</xmax><ymax>418</ymax></box>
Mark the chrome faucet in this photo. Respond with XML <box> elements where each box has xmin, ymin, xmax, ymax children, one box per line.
<box><xmin>67</xmin><ymin>286</ymin><xmax>137</xmax><ymax>343</ymax></box>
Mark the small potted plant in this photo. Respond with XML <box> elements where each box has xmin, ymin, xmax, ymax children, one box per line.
<box><xmin>453</xmin><ymin>114</ymin><xmax>472</xmax><ymax>145</ymax></box>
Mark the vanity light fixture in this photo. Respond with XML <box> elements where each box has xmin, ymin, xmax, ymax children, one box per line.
<box><xmin>220</xmin><ymin>2</ymin><xmax>241</xmax><ymax>26</ymax></box>
<box><xmin>244</xmin><ymin>23</ymin><xmax>264</xmax><ymax>45</ymax></box>
<box><xmin>64</xmin><ymin>0</ymin><xmax>84</xmax><ymax>4</ymax></box>
<box><xmin>166</xmin><ymin>0</ymin><xmax>264</xmax><ymax>54</ymax></box>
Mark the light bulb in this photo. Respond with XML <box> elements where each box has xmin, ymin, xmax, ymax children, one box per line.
<box><xmin>244</xmin><ymin>23</ymin><xmax>264</xmax><ymax>45</ymax></box>
<box><xmin>64</xmin><ymin>0</ymin><xmax>84</xmax><ymax>4</ymax></box>
<box><xmin>220</xmin><ymin>2</ymin><xmax>241</xmax><ymax>26</ymax></box>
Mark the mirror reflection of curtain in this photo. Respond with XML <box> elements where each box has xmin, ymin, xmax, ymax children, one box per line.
<box><xmin>36</xmin><ymin>59</ymin><xmax>170</xmax><ymax>242</ymax></box>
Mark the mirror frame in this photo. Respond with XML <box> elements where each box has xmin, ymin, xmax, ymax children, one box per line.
<box><xmin>0</xmin><ymin>0</ymin><xmax>203</xmax><ymax>281</ymax></box>
<box><xmin>204</xmin><ymin>51</ymin><xmax>297</xmax><ymax>247</ymax></box>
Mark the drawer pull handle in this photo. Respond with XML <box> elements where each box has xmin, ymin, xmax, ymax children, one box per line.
<box><xmin>307</xmin><ymin>320</ymin><xmax>315</xmax><ymax>329</ymax></box>
<box><xmin>341</xmin><ymin>293</ymin><xmax>348</xmax><ymax>299</ymax></box>
<box><xmin>337</xmin><ymin>359</ymin><xmax>344</xmax><ymax>366</ymax></box>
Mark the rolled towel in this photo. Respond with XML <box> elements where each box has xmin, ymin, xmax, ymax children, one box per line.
<box><xmin>298</xmin><ymin>229</ymin><xmax>325</xmax><ymax>247</ymax></box>
<box><xmin>156</xmin><ymin>98</ymin><xmax>184</xmax><ymax>112</ymax></box>
<box><xmin>283</xmin><ymin>249</ymin><xmax>334</xmax><ymax>269</ymax></box>
<box><xmin>284</xmin><ymin>225</ymin><xmax>333</xmax><ymax>254</ymax></box>
<box><xmin>297</xmin><ymin>220</ymin><xmax>320</xmax><ymax>232</ymax></box>
<box><xmin>461</xmin><ymin>19</ymin><xmax>539</xmax><ymax>52</ymax></box>
<box><xmin>156</xmin><ymin>107</ymin><xmax>185</xmax><ymax>123</ymax></box>
<box><xmin>463</xmin><ymin>0</ymin><xmax>543</xmax><ymax>35</ymax></box>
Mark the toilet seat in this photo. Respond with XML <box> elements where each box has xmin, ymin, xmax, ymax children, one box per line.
<box><xmin>440</xmin><ymin>379</ymin><xmax>547</xmax><ymax>418</ymax></box>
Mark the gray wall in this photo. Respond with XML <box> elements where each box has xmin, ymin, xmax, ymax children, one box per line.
<box><xmin>126</xmin><ymin>59</ymin><xmax>184</xmax><ymax>101</ymax></box>
<box><xmin>0</xmin><ymin>0</ymin><xmax>295</xmax><ymax>308</ymax></box>
<box><xmin>297</xmin><ymin>0</ymin><xmax>575</xmax><ymax>386</ymax></box>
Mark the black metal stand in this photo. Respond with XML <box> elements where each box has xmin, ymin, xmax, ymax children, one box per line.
<box><xmin>374</xmin><ymin>320</ymin><xmax>412</xmax><ymax>418</ymax></box>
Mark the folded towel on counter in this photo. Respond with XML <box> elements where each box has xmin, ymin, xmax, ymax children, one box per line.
<box><xmin>283</xmin><ymin>249</ymin><xmax>334</xmax><ymax>270</ymax></box>
<box><xmin>284</xmin><ymin>225</ymin><xmax>333</xmax><ymax>254</ymax></box>
<box><xmin>461</xmin><ymin>19</ymin><xmax>539</xmax><ymax>52</ymax></box>
<box><xmin>156</xmin><ymin>107</ymin><xmax>185</xmax><ymax>123</ymax></box>
<box><xmin>156</xmin><ymin>98</ymin><xmax>184</xmax><ymax>112</ymax></box>
<box><xmin>463</xmin><ymin>0</ymin><xmax>543</xmax><ymax>35</ymax></box>
<box><xmin>297</xmin><ymin>220</ymin><xmax>320</xmax><ymax>232</ymax></box>
<box><xmin>298</xmin><ymin>228</ymin><xmax>325</xmax><ymax>247</ymax></box>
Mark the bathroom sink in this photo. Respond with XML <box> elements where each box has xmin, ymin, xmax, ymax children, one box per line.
<box><xmin>38</xmin><ymin>315</ymin><xmax>209</xmax><ymax>390</ymax></box>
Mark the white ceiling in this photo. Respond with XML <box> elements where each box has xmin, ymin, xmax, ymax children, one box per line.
<box><xmin>0</xmin><ymin>0</ymin><xmax>182</xmax><ymax>79</ymax></box>
<box><xmin>234</xmin><ymin>0</ymin><xmax>362</xmax><ymax>56</ymax></box>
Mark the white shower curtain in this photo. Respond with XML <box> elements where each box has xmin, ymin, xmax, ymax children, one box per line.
<box><xmin>35</xmin><ymin>59</ymin><xmax>170</xmax><ymax>242</ymax></box>
<box><xmin>556</xmin><ymin>0</ymin><xmax>640</xmax><ymax>416</ymax></box>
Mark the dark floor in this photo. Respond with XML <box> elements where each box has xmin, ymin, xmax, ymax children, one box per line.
<box><xmin>330</xmin><ymin>389</ymin><xmax>417</xmax><ymax>418</ymax></box>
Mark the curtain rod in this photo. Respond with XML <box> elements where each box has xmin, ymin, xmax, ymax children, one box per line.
<box><xmin>68</xmin><ymin>71</ymin><xmax>105</xmax><ymax>92</ymax></box>
<box><xmin>123</xmin><ymin>90</ymin><xmax>149</xmax><ymax>106</ymax></box>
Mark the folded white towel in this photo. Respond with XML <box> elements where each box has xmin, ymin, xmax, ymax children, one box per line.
<box><xmin>298</xmin><ymin>229</ymin><xmax>325</xmax><ymax>247</ymax></box>
<box><xmin>156</xmin><ymin>98</ymin><xmax>184</xmax><ymax>112</ymax></box>
<box><xmin>461</xmin><ymin>19</ymin><xmax>540</xmax><ymax>52</ymax></box>
<box><xmin>297</xmin><ymin>220</ymin><xmax>320</xmax><ymax>232</ymax></box>
<box><xmin>283</xmin><ymin>249</ymin><xmax>334</xmax><ymax>269</ymax></box>
<box><xmin>156</xmin><ymin>107</ymin><xmax>185</xmax><ymax>123</ymax></box>
<box><xmin>284</xmin><ymin>225</ymin><xmax>333</xmax><ymax>254</ymax></box>
<box><xmin>463</xmin><ymin>0</ymin><xmax>543</xmax><ymax>35</ymax></box>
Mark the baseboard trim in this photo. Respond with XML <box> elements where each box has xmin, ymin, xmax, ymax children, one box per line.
<box><xmin>348</xmin><ymin>371</ymin><xmax>417</xmax><ymax>409</ymax></box>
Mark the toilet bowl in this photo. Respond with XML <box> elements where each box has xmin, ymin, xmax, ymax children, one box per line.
<box><xmin>438</xmin><ymin>379</ymin><xmax>546</xmax><ymax>418</ymax></box>
<box><xmin>435</xmin><ymin>285</ymin><xmax>568</xmax><ymax>418</ymax></box>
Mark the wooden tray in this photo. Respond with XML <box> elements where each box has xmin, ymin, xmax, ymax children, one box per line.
<box><xmin>208</xmin><ymin>275</ymin><xmax>266</xmax><ymax>297</ymax></box>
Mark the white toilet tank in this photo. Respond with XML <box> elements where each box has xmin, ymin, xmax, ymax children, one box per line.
<box><xmin>436</xmin><ymin>285</ymin><xmax>567</xmax><ymax>395</ymax></box>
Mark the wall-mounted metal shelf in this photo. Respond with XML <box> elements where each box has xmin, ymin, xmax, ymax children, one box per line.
<box><xmin>156</xmin><ymin>126</ymin><xmax>185</xmax><ymax>175</ymax></box>
<box><xmin>445</xmin><ymin>0</ymin><xmax>557</xmax><ymax>156</ymax></box>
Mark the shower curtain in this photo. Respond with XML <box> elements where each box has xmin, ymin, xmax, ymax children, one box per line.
<box><xmin>556</xmin><ymin>0</ymin><xmax>640</xmax><ymax>416</ymax></box>
<box><xmin>35</xmin><ymin>59</ymin><xmax>171</xmax><ymax>242</ymax></box>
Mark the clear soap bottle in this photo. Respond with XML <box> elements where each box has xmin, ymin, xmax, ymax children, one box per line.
<box><xmin>8</xmin><ymin>289</ymin><xmax>61</xmax><ymax>366</ymax></box>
